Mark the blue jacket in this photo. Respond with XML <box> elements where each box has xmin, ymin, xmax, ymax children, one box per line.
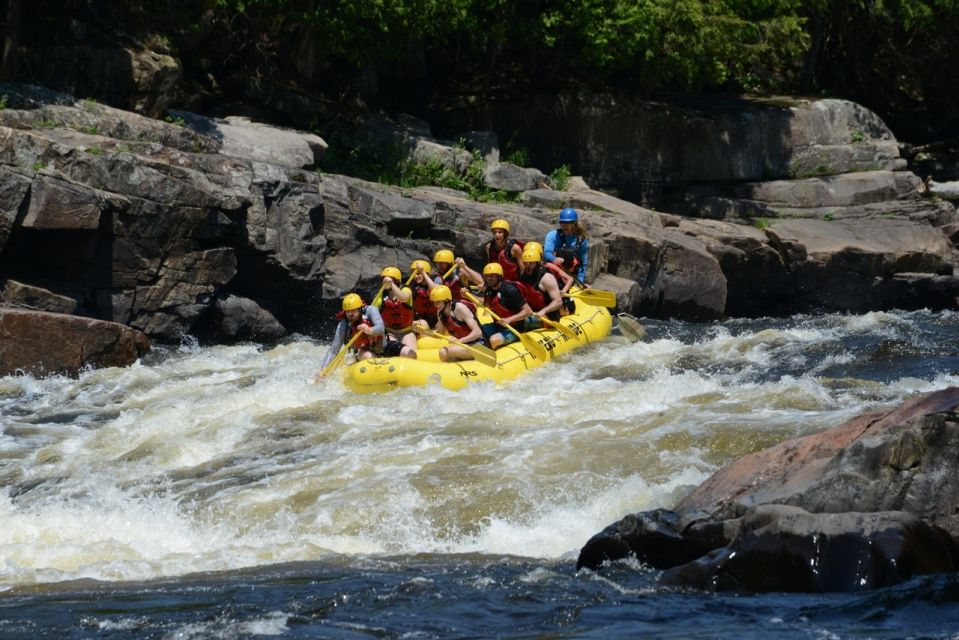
<box><xmin>544</xmin><ymin>229</ymin><xmax>589</xmax><ymax>281</ymax></box>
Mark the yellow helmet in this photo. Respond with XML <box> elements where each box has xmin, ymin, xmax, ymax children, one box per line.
<box><xmin>410</xmin><ymin>259</ymin><xmax>431</xmax><ymax>273</ymax></box>
<box><xmin>483</xmin><ymin>262</ymin><xmax>504</xmax><ymax>277</ymax></box>
<box><xmin>429</xmin><ymin>285</ymin><xmax>452</xmax><ymax>303</ymax></box>
<box><xmin>521</xmin><ymin>247</ymin><xmax>542</xmax><ymax>263</ymax></box>
<box><xmin>342</xmin><ymin>293</ymin><xmax>363</xmax><ymax>311</ymax></box>
<box><xmin>490</xmin><ymin>219</ymin><xmax>510</xmax><ymax>233</ymax></box>
<box><xmin>525</xmin><ymin>241</ymin><xmax>543</xmax><ymax>254</ymax></box>
<box><xmin>381</xmin><ymin>266</ymin><xmax>402</xmax><ymax>281</ymax></box>
<box><xmin>433</xmin><ymin>249</ymin><xmax>455</xmax><ymax>264</ymax></box>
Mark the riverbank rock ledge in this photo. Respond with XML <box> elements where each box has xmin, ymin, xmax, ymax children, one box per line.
<box><xmin>0</xmin><ymin>83</ymin><xmax>958</xmax><ymax>369</ymax></box>
<box><xmin>577</xmin><ymin>387</ymin><xmax>959</xmax><ymax>592</ymax></box>
<box><xmin>0</xmin><ymin>308</ymin><xmax>149</xmax><ymax>376</ymax></box>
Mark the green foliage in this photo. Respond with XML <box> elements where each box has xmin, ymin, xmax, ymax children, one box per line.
<box><xmin>86</xmin><ymin>146</ymin><xmax>102</xmax><ymax>156</ymax></box>
<box><xmin>38</xmin><ymin>119</ymin><xmax>59</xmax><ymax>129</ymax></box>
<box><xmin>208</xmin><ymin>0</ymin><xmax>814</xmax><ymax>93</ymax></box>
<box><xmin>32</xmin><ymin>160</ymin><xmax>47</xmax><ymax>172</ymax></box>
<box><xmin>0</xmin><ymin>94</ymin><xmax>7</xmax><ymax>110</ymax></box>
<box><xmin>537</xmin><ymin>0</ymin><xmax>810</xmax><ymax>91</ymax></box>
<box><xmin>850</xmin><ymin>130</ymin><xmax>865</xmax><ymax>143</ymax></box>
<box><xmin>318</xmin><ymin>136</ymin><xmax>519</xmax><ymax>203</ymax></box>
<box><xmin>504</xmin><ymin>146</ymin><xmax>531</xmax><ymax>167</ymax></box>
<box><xmin>165</xmin><ymin>114</ymin><xmax>186</xmax><ymax>127</ymax></box>
<box><xmin>823</xmin><ymin>211</ymin><xmax>835</xmax><ymax>221</ymax></box>
<box><xmin>83</xmin><ymin>125</ymin><xmax>100</xmax><ymax>135</ymax></box>
<box><xmin>549</xmin><ymin>164</ymin><xmax>572</xmax><ymax>191</ymax></box>
<box><xmin>754</xmin><ymin>217</ymin><xmax>771</xmax><ymax>230</ymax></box>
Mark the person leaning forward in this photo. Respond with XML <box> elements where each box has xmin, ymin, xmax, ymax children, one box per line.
<box><xmin>429</xmin><ymin>284</ymin><xmax>484</xmax><ymax>362</ymax></box>
<box><xmin>517</xmin><ymin>245</ymin><xmax>564</xmax><ymax>325</ymax></box>
<box><xmin>479</xmin><ymin>262</ymin><xmax>533</xmax><ymax>349</ymax></box>
<box><xmin>314</xmin><ymin>293</ymin><xmax>385</xmax><ymax>381</ymax></box>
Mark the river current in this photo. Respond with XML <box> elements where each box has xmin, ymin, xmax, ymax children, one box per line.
<box><xmin>2</xmin><ymin>310</ymin><xmax>959</xmax><ymax>638</ymax></box>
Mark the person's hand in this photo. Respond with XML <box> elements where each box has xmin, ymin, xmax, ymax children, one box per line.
<box><xmin>454</xmin><ymin>257</ymin><xmax>466</xmax><ymax>267</ymax></box>
<box><xmin>360</xmin><ymin>324</ymin><xmax>374</xmax><ymax>335</ymax></box>
<box><xmin>383</xmin><ymin>276</ymin><xmax>394</xmax><ymax>287</ymax></box>
<box><xmin>553</xmin><ymin>257</ymin><xmax>564</xmax><ymax>266</ymax></box>
<box><xmin>313</xmin><ymin>371</ymin><xmax>328</xmax><ymax>383</ymax></box>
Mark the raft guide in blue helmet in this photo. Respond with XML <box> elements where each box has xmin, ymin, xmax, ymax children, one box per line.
<box><xmin>559</xmin><ymin>207</ymin><xmax>579</xmax><ymax>222</ymax></box>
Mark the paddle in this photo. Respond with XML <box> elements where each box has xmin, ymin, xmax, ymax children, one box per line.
<box><xmin>616</xmin><ymin>313</ymin><xmax>646</xmax><ymax>342</ymax></box>
<box><xmin>412</xmin><ymin>325</ymin><xmax>498</xmax><ymax>367</ymax></box>
<box><xmin>462</xmin><ymin>291</ymin><xmax>549</xmax><ymax>361</ymax></box>
<box><xmin>315</xmin><ymin>330</ymin><xmax>362</xmax><ymax>381</ymax></box>
<box><xmin>539</xmin><ymin>315</ymin><xmax>578</xmax><ymax>340</ymax></box>
<box><xmin>371</xmin><ymin>283</ymin><xmax>387</xmax><ymax>307</ymax></box>
<box><xmin>565</xmin><ymin>288</ymin><xmax>616</xmax><ymax>308</ymax></box>
<box><xmin>561</xmin><ymin>272</ymin><xmax>617</xmax><ymax>308</ymax></box>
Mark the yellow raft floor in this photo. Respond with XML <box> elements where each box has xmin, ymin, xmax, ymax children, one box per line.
<box><xmin>342</xmin><ymin>297</ymin><xmax>612</xmax><ymax>393</ymax></box>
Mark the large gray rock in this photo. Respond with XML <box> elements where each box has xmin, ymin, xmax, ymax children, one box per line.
<box><xmin>0</xmin><ymin>81</ymin><xmax>956</xmax><ymax>362</ymax></box>
<box><xmin>660</xmin><ymin>507</ymin><xmax>959</xmax><ymax>593</ymax></box>
<box><xmin>0</xmin><ymin>308</ymin><xmax>150</xmax><ymax>376</ymax></box>
<box><xmin>16</xmin><ymin>46</ymin><xmax>180</xmax><ymax>117</ymax></box>
<box><xmin>171</xmin><ymin>111</ymin><xmax>328</xmax><ymax>168</ymax></box>
<box><xmin>678</xmin><ymin>387</ymin><xmax>959</xmax><ymax>537</ymax></box>
<box><xmin>578</xmin><ymin>388</ymin><xmax>959</xmax><ymax>593</ymax></box>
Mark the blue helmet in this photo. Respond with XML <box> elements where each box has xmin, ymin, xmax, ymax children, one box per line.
<box><xmin>559</xmin><ymin>207</ymin><xmax>579</xmax><ymax>223</ymax></box>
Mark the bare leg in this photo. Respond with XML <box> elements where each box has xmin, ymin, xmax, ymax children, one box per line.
<box><xmin>400</xmin><ymin>331</ymin><xmax>418</xmax><ymax>359</ymax></box>
<box><xmin>439</xmin><ymin>345</ymin><xmax>473</xmax><ymax>362</ymax></box>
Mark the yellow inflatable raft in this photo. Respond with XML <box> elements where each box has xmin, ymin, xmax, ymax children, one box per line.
<box><xmin>342</xmin><ymin>295</ymin><xmax>612</xmax><ymax>393</ymax></box>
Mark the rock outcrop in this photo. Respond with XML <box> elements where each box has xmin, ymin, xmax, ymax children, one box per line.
<box><xmin>0</xmin><ymin>82</ymin><xmax>957</xmax><ymax>364</ymax></box>
<box><xmin>0</xmin><ymin>308</ymin><xmax>149</xmax><ymax>376</ymax></box>
<box><xmin>577</xmin><ymin>387</ymin><xmax>959</xmax><ymax>592</ymax></box>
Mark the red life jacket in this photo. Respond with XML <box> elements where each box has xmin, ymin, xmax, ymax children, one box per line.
<box><xmin>517</xmin><ymin>267</ymin><xmax>548</xmax><ymax>311</ymax></box>
<box><xmin>440</xmin><ymin>300</ymin><xmax>478</xmax><ymax>340</ymax></box>
<box><xmin>486</xmin><ymin>238</ymin><xmax>524</xmax><ymax>281</ymax></box>
<box><xmin>443</xmin><ymin>273</ymin><xmax>466</xmax><ymax>301</ymax></box>
<box><xmin>335</xmin><ymin>308</ymin><xmax>381</xmax><ymax>352</ymax></box>
<box><xmin>380</xmin><ymin>296</ymin><xmax>414</xmax><ymax>331</ymax></box>
<box><xmin>410</xmin><ymin>282</ymin><xmax>437</xmax><ymax>323</ymax></box>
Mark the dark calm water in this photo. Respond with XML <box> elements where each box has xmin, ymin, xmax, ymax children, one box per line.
<box><xmin>2</xmin><ymin>310</ymin><xmax>959</xmax><ymax>639</ymax></box>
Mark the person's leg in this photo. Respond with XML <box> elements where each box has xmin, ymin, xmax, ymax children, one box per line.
<box><xmin>400</xmin><ymin>331</ymin><xmax>417</xmax><ymax>358</ymax></box>
<box><xmin>441</xmin><ymin>344</ymin><xmax>473</xmax><ymax>362</ymax></box>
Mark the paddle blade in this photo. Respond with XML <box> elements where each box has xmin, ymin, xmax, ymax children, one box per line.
<box><xmin>542</xmin><ymin>317</ymin><xmax>578</xmax><ymax>340</ymax></box>
<box><xmin>466</xmin><ymin>343</ymin><xmax>498</xmax><ymax>367</ymax></box>
<box><xmin>517</xmin><ymin>332</ymin><xmax>549</xmax><ymax>361</ymax></box>
<box><xmin>616</xmin><ymin>314</ymin><xmax>646</xmax><ymax>342</ymax></box>
<box><xmin>568</xmin><ymin>289</ymin><xmax>616</xmax><ymax>308</ymax></box>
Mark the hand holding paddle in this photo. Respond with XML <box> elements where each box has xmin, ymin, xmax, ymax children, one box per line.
<box><xmin>313</xmin><ymin>331</ymin><xmax>362</xmax><ymax>382</ymax></box>
<box><xmin>371</xmin><ymin>282</ymin><xmax>388</xmax><ymax>307</ymax></box>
